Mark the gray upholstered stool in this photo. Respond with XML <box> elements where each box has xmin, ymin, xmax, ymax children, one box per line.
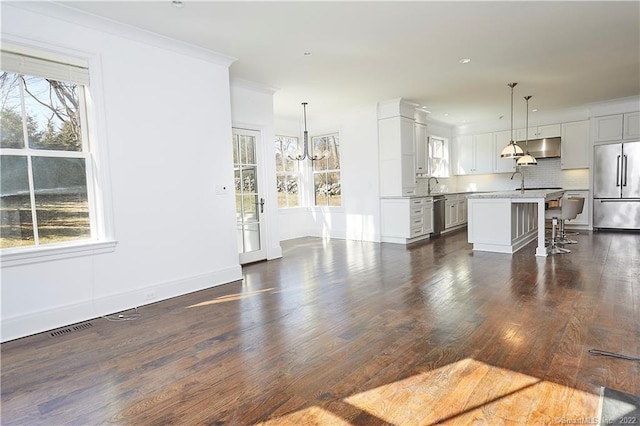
<box><xmin>556</xmin><ymin>197</ymin><xmax>585</xmax><ymax>244</ymax></box>
<box><xmin>545</xmin><ymin>198</ymin><xmax>582</xmax><ymax>254</ymax></box>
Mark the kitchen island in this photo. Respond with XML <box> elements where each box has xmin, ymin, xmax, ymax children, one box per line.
<box><xmin>466</xmin><ymin>189</ymin><xmax>564</xmax><ymax>257</ymax></box>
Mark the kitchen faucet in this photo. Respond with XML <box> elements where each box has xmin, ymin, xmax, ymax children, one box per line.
<box><xmin>511</xmin><ymin>170</ymin><xmax>525</xmax><ymax>193</ymax></box>
<box><xmin>427</xmin><ymin>176</ymin><xmax>439</xmax><ymax>194</ymax></box>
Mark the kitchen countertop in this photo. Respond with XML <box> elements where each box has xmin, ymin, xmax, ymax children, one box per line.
<box><xmin>382</xmin><ymin>188</ymin><xmax>587</xmax><ymax>199</ymax></box>
<box><xmin>466</xmin><ymin>189</ymin><xmax>564</xmax><ymax>199</ymax></box>
<box><xmin>381</xmin><ymin>191</ymin><xmax>485</xmax><ymax>199</ymax></box>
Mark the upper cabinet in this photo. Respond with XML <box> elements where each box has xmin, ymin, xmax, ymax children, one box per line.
<box><xmin>378</xmin><ymin>99</ymin><xmax>419</xmax><ymax>197</ymax></box>
<box><xmin>415</xmin><ymin>122</ymin><xmax>428</xmax><ymax>175</ymax></box>
<box><xmin>473</xmin><ymin>133</ymin><xmax>494</xmax><ymax>174</ymax></box>
<box><xmin>516</xmin><ymin>123</ymin><xmax>561</xmax><ymax>141</ymax></box>
<box><xmin>379</xmin><ymin>115</ymin><xmax>416</xmax><ymax>196</ymax></box>
<box><xmin>560</xmin><ymin>120</ymin><xmax>589</xmax><ymax>169</ymax></box>
<box><xmin>592</xmin><ymin>112</ymin><xmax>639</xmax><ymax>143</ymax></box>
<box><xmin>623</xmin><ymin>112</ymin><xmax>640</xmax><ymax>140</ymax></box>
<box><xmin>455</xmin><ymin>133</ymin><xmax>493</xmax><ymax>175</ymax></box>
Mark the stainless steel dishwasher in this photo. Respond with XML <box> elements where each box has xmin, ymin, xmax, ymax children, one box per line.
<box><xmin>432</xmin><ymin>195</ymin><xmax>446</xmax><ymax>235</ymax></box>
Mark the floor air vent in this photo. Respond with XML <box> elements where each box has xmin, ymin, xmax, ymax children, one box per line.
<box><xmin>50</xmin><ymin>322</ymin><xmax>93</xmax><ymax>337</ymax></box>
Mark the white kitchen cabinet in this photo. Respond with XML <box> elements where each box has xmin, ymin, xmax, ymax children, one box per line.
<box><xmin>493</xmin><ymin>130</ymin><xmax>517</xmax><ymax>173</ymax></box>
<box><xmin>516</xmin><ymin>123</ymin><xmax>561</xmax><ymax>141</ymax></box>
<box><xmin>380</xmin><ymin>196</ymin><xmax>434</xmax><ymax>244</ymax></box>
<box><xmin>623</xmin><ymin>112</ymin><xmax>640</xmax><ymax>140</ymax></box>
<box><xmin>593</xmin><ymin>113</ymin><xmax>640</xmax><ymax>143</ymax></box>
<box><xmin>445</xmin><ymin>194</ymin><xmax>467</xmax><ymax>229</ymax></box>
<box><xmin>423</xmin><ymin>199</ymin><xmax>434</xmax><ymax>234</ymax></box>
<box><xmin>563</xmin><ymin>190</ymin><xmax>589</xmax><ymax>227</ymax></box>
<box><xmin>415</xmin><ymin>122</ymin><xmax>428</xmax><ymax>175</ymax></box>
<box><xmin>455</xmin><ymin>133</ymin><xmax>493</xmax><ymax>175</ymax></box>
<box><xmin>455</xmin><ymin>135</ymin><xmax>473</xmax><ymax>175</ymax></box>
<box><xmin>379</xmin><ymin>115</ymin><xmax>416</xmax><ymax>196</ymax></box>
<box><xmin>445</xmin><ymin>197</ymin><xmax>457</xmax><ymax>228</ymax></box>
<box><xmin>560</xmin><ymin>120</ymin><xmax>590</xmax><ymax>169</ymax></box>
<box><xmin>593</xmin><ymin>115</ymin><xmax>624</xmax><ymax>142</ymax></box>
<box><xmin>474</xmin><ymin>133</ymin><xmax>494</xmax><ymax>174</ymax></box>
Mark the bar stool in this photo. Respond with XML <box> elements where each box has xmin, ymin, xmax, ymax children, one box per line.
<box><xmin>557</xmin><ymin>197</ymin><xmax>584</xmax><ymax>244</ymax></box>
<box><xmin>545</xmin><ymin>198</ymin><xmax>582</xmax><ymax>254</ymax></box>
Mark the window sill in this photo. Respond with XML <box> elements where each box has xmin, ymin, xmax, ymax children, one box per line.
<box><xmin>1</xmin><ymin>240</ymin><xmax>117</xmax><ymax>268</ymax></box>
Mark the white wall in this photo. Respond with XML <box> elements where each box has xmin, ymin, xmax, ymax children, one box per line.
<box><xmin>276</xmin><ymin>105</ymin><xmax>381</xmax><ymax>242</ymax></box>
<box><xmin>230</xmin><ymin>81</ymin><xmax>282</xmax><ymax>260</ymax></box>
<box><xmin>1</xmin><ymin>4</ymin><xmax>242</xmax><ymax>342</ymax></box>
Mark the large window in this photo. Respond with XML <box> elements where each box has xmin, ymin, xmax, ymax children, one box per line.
<box><xmin>312</xmin><ymin>133</ymin><xmax>341</xmax><ymax>206</ymax></box>
<box><xmin>1</xmin><ymin>49</ymin><xmax>95</xmax><ymax>250</ymax></box>
<box><xmin>274</xmin><ymin>135</ymin><xmax>300</xmax><ymax>208</ymax></box>
<box><xmin>429</xmin><ymin>136</ymin><xmax>450</xmax><ymax>177</ymax></box>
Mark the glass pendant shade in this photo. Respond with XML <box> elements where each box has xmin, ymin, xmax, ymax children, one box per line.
<box><xmin>517</xmin><ymin>153</ymin><xmax>538</xmax><ymax>165</ymax></box>
<box><xmin>501</xmin><ymin>142</ymin><xmax>524</xmax><ymax>158</ymax></box>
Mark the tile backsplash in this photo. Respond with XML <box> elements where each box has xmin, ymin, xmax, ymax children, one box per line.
<box><xmin>417</xmin><ymin>159</ymin><xmax>590</xmax><ymax>194</ymax></box>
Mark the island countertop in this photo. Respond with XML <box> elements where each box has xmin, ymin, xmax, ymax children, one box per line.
<box><xmin>466</xmin><ymin>189</ymin><xmax>564</xmax><ymax>200</ymax></box>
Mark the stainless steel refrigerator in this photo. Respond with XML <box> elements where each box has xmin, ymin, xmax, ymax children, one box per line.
<box><xmin>593</xmin><ymin>140</ymin><xmax>640</xmax><ymax>230</ymax></box>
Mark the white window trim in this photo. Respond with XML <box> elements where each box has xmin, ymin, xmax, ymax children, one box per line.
<box><xmin>1</xmin><ymin>38</ymin><xmax>117</xmax><ymax>267</ymax></box>
<box><xmin>275</xmin><ymin>134</ymin><xmax>302</xmax><ymax>209</ymax></box>
<box><xmin>1</xmin><ymin>240</ymin><xmax>117</xmax><ymax>268</ymax></box>
<box><xmin>311</xmin><ymin>132</ymin><xmax>341</xmax><ymax>207</ymax></box>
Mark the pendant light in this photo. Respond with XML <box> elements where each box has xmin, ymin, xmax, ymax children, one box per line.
<box><xmin>288</xmin><ymin>102</ymin><xmax>324</xmax><ymax>162</ymax></box>
<box><xmin>517</xmin><ymin>95</ymin><xmax>538</xmax><ymax>166</ymax></box>
<box><xmin>500</xmin><ymin>82</ymin><xmax>524</xmax><ymax>159</ymax></box>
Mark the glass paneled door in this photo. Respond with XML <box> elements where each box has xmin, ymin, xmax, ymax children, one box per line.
<box><xmin>233</xmin><ymin>128</ymin><xmax>267</xmax><ymax>264</ymax></box>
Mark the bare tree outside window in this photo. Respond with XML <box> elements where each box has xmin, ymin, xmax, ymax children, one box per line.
<box><xmin>312</xmin><ymin>133</ymin><xmax>341</xmax><ymax>206</ymax></box>
<box><xmin>275</xmin><ymin>135</ymin><xmax>300</xmax><ymax>208</ymax></box>
<box><xmin>1</xmin><ymin>71</ymin><xmax>91</xmax><ymax>248</ymax></box>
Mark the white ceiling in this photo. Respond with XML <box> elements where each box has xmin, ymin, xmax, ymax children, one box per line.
<box><xmin>57</xmin><ymin>1</ymin><xmax>640</xmax><ymax>126</ymax></box>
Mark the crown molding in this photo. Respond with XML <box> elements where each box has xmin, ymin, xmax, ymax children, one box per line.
<box><xmin>3</xmin><ymin>2</ymin><xmax>236</xmax><ymax>68</ymax></box>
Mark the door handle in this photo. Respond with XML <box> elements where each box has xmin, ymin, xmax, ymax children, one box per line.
<box><xmin>623</xmin><ymin>155</ymin><xmax>628</xmax><ymax>187</ymax></box>
<box><xmin>259</xmin><ymin>197</ymin><xmax>265</xmax><ymax>213</ymax></box>
<box><xmin>616</xmin><ymin>155</ymin><xmax>621</xmax><ymax>187</ymax></box>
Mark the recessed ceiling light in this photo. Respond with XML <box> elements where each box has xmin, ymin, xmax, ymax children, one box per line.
<box><xmin>459</xmin><ymin>58</ymin><xmax>471</xmax><ymax>64</ymax></box>
<box><xmin>172</xmin><ymin>1</ymin><xmax>184</xmax><ymax>8</ymax></box>
<box><xmin>532</xmin><ymin>109</ymin><xmax>538</xmax><ymax>112</ymax></box>
<box><xmin>444</xmin><ymin>113</ymin><xmax>449</xmax><ymax>117</ymax></box>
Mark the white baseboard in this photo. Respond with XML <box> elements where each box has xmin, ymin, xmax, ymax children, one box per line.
<box><xmin>0</xmin><ymin>266</ymin><xmax>242</xmax><ymax>343</ymax></box>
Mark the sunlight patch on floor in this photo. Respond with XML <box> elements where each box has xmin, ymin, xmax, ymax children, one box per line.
<box><xmin>344</xmin><ymin>358</ymin><xmax>597</xmax><ymax>425</ymax></box>
<box><xmin>257</xmin><ymin>405</ymin><xmax>349</xmax><ymax>425</ymax></box>
<box><xmin>257</xmin><ymin>358</ymin><xmax>599</xmax><ymax>425</ymax></box>
<box><xmin>185</xmin><ymin>288</ymin><xmax>274</xmax><ymax>307</ymax></box>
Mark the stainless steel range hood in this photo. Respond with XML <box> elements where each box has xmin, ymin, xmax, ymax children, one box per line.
<box><xmin>516</xmin><ymin>137</ymin><xmax>561</xmax><ymax>159</ymax></box>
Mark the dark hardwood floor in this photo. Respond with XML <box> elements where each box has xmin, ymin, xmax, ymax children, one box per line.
<box><xmin>2</xmin><ymin>229</ymin><xmax>639</xmax><ymax>425</ymax></box>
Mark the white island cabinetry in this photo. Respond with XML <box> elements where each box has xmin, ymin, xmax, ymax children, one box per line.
<box><xmin>467</xmin><ymin>190</ymin><xmax>564</xmax><ymax>257</ymax></box>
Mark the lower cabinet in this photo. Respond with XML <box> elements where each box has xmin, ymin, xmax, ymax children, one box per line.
<box><xmin>381</xmin><ymin>196</ymin><xmax>434</xmax><ymax>244</ymax></box>
<box><xmin>445</xmin><ymin>194</ymin><xmax>468</xmax><ymax>230</ymax></box>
